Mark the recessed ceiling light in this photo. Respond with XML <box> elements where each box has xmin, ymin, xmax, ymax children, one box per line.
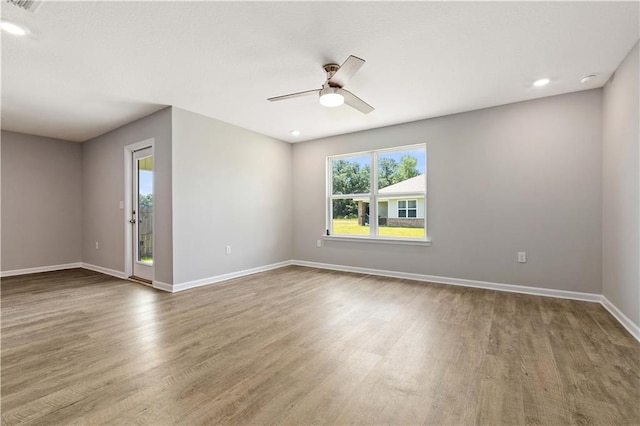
<box><xmin>0</xmin><ymin>20</ymin><xmax>27</xmax><ymax>36</ymax></box>
<box><xmin>290</xmin><ymin>130</ymin><xmax>301</xmax><ymax>137</ymax></box>
<box><xmin>580</xmin><ymin>74</ymin><xmax>597</xmax><ymax>84</ymax></box>
<box><xmin>533</xmin><ymin>78</ymin><xmax>550</xmax><ymax>87</ymax></box>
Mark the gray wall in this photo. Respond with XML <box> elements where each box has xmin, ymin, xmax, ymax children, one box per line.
<box><xmin>82</xmin><ymin>107</ymin><xmax>173</xmax><ymax>284</ymax></box>
<box><xmin>1</xmin><ymin>131</ymin><xmax>82</xmax><ymax>271</ymax></box>
<box><xmin>602</xmin><ymin>41</ymin><xmax>640</xmax><ymax>326</ymax></box>
<box><xmin>171</xmin><ymin>107</ymin><xmax>292</xmax><ymax>285</ymax></box>
<box><xmin>292</xmin><ymin>90</ymin><xmax>603</xmax><ymax>294</ymax></box>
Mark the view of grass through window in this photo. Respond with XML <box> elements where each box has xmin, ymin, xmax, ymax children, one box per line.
<box><xmin>329</xmin><ymin>146</ymin><xmax>426</xmax><ymax>239</ymax></box>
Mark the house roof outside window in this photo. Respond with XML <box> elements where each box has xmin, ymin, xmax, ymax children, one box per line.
<box><xmin>379</xmin><ymin>174</ymin><xmax>425</xmax><ymax>194</ymax></box>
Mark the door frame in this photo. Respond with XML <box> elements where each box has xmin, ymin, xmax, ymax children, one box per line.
<box><xmin>124</xmin><ymin>138</ymin><xmax>155</xmax><ymax>280</ymax></box>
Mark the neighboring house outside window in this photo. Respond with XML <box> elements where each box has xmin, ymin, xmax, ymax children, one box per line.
<box><xmin>378</xmin><ymin>176</ymin><xmax>425</xmax><ymax>228</ymax></box>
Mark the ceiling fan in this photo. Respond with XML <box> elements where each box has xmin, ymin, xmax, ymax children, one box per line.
<box><xmin>267</xmin><ymin>55</ymin><xmax>374</xmax><ymax>114</ymax></box>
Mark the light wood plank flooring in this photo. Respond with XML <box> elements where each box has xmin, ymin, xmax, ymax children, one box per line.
<box><xmin>1</xmin><ymin>266</ymin><xmax>638</xmax><ymax>425</ymax></box>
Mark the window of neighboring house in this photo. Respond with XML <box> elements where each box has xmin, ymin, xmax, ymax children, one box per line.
<box><xmin>398</xmin><ymin>200</ymin><xmax>418</xmax><ymax>218</ymax></box>
<box><xmin>327</xmin><ymin>144</ymin><xmax>427</xmax><ymax>241</ymax></box>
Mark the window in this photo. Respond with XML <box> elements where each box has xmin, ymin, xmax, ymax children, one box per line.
<box><xmin>327</xmin><ymin>144</ymin><xmax>427</xmax><ymax>241</ymax></box>
<box><xmin>398</xmin><ymin>200</ymin><xmax>417</xmax><ymax>218</ymax></box>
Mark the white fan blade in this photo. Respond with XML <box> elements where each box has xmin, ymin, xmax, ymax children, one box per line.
<box><xmin>340</xmin><ymin>88</ymin><xmax>374</xmax><ymax>114</ymax></box>
<box><xmin>267</xmin><ymin>89</ymin><xmax>320</xmax><ymax>102</ymax></box>
<box><xmin>328</xmin><ymin>55</ymin><xmax>365</xmax><ymax>88</ymax></box>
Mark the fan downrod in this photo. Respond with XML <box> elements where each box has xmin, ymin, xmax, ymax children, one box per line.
<box><xmin>323</xmin><ymin>63</ymin><xmax>340</xmax><ymax>82</ymax></box>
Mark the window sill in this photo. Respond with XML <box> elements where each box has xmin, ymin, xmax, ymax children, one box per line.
<box><xmin>323</xmin><ymin>235</ymin><xmax>432</xmax><ymax>246</ymax></box>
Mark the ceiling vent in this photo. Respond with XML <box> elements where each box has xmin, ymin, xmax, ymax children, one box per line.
<box><xmin>4</xmin><ymin>0</ymin><xmax>43</xmax><ymax>13</ymax></box>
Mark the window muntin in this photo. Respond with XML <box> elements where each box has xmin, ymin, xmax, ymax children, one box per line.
<box><xmin>328</xmin><ymin>144</ymin><xmax>426</xmax><ymax>240</ymax></box>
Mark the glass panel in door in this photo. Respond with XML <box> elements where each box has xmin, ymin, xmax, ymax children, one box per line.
<box><xmin>137</xmin><ymin>155</ymin><xmax>153</xmax><ymax>265</ymax></box>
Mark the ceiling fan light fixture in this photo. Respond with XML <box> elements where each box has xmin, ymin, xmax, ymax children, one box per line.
<box><xmin>267</xmin><ymin>55</ymin><xmax>373</xmax><ymax>114</ymax></box>
<box><xmin>319</xmin><ymin>87</ymin><xmax>344</xmax><ymax>108</ymax></box>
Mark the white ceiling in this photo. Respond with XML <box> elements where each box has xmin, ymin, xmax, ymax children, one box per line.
<box><xmin>1</xmin><ymin>1</ymin><xmax>638</xmax><ymax>143</ymax></box>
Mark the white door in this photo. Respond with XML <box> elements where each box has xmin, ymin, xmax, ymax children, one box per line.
<box><xmin>131</xmin><ymin>147</ymin><xmax>154</xmax><ymax>282</ymax></box>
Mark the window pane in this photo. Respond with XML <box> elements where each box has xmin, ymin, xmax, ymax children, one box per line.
<box><xmin>377</xmin><ymin>196</ymin><xmax>425</xmax><ymax>239</ymax></box>
<box><xmin>331</xmin><ymin>156</ymin><xmax>371</xmax><ymax>195</ymax></box>
<box><xmin>332</xmin><ymin>198</ymin><xmax>370</xmax><ymax>236</ymax></box>
<box><xmin>137</xmin><ymin>157</ymin><xmax>153</xmax><ymax>265</ymax></box>
<box><xmin>408</xmin><ymin>200</ymin><xmax>417</xmax><ymax>208</ymax></box>
<box><xmin>377</xmin><ymin>147</ymin><xmax>426</xmax><ymax>192</ymax></box>
<box><xmin>398</xmin><ymin>200</ymin><xmax>406</xmax><ymax>208</ymax></box>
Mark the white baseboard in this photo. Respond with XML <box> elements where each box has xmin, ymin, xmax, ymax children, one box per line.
<box><xmin>80</xmin><ymin>263</ymin><xmax>127</xmax><ymax>280</ymax></box>
<box><xmin>0</xmin><ymin>262</ymin><xmax>82</xmax><ymax>278</ymax></box>
<box><xmin>171</xmin><ymin>260</ymin><xmax>293</xmax><ymax>292</ymax></box>
<box><xmin>152</xmin><ymin>280</ymin><xmax>173</xmax><ymax>292</ymax></box>
<box><xmin>291</xmin><ymin>260</ymin><xmax>601</xmax><ymax>303</ymax></box>
<box><xmin>600</xmin><ymin>296</ymin><xmax>640</xmax><ymax>342</ymax></box>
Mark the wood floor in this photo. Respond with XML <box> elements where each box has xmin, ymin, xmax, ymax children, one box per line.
<box><xmin>1</xmin><ymin>266</ymin><xmax>638</xmax><ymax>425</ymax></box>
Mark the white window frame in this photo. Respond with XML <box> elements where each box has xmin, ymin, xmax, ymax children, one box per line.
<box><xmin>326</xmin><ymin>143</ymin><xmax>429</xmax><ymax>244</ymax></box>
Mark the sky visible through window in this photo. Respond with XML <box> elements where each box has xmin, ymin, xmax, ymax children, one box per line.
<box><xmin>379</xmin><ymin>149</ymin><xmax>426</xmax><ymax>174</ymax></box>
<box><xmin>139</xmin><ymin>171</ymin><xmax>153</xmax><ymax>195</ymax></box>
<box><xmin>343</xmin><ymin>149</ymin><xmax>426</xmax><ymax>174</ymax></box>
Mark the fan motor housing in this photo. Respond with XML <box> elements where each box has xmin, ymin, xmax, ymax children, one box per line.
<box><xmin>323</xmin><ymin>64</ymin><xmax>341</xmax><ymax>85</ymax></box>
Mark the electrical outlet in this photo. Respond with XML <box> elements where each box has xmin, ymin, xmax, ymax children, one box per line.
<box><xmin>518</xmin><ymin>252</ymin><xmax>527</xmax><ymax>263</ymax></box>
<box><xmin>95</xmin><ymin>241</ymin><xmax>99</xmax><ymax>249</ymax></box>
<box><xmin>225</xmin><ymin>245</ymin><xmax>231</xmax><ymax>255</ymax></box>
<box><xmin>316</xmin><ymin>239</ymin><xmax>322</xmax><ymax>248</ymax></box>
